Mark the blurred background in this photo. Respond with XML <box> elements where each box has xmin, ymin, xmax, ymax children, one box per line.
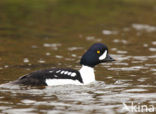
<box><xmin>0</xmin><ymin>0</ymin><xmax>156</xmax><ymax>113</ymax></box>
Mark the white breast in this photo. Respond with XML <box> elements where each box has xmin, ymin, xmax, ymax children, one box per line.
<box><xmin>79</xmin><ymin>65</ymin><xmax>95</xmax><ymax>85</ymax></box>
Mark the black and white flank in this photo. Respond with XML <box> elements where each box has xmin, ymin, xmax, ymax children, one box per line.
<box><xmin>12</xmin><ymin>43</ymin><xmax>115</xmax><ymax>86</ymax></box>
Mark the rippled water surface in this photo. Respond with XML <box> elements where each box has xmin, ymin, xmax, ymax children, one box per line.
<box><xmin>0</xmin><ymin>0</ymin><xmax>156</xmax><ymax>113</ymax></box>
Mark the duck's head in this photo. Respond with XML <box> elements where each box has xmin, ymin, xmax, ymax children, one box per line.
<box><xmin>80</xmin><ymin>43</ymin><xmax>115</xmax><ymax>67</ymax></box>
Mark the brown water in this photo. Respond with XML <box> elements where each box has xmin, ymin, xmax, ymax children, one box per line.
<box><xmin>0</xmin><ymin>0</ymin><xmax>156</xmax><ymax>113</ymax></box>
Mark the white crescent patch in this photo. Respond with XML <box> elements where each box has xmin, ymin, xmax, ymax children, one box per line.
<box><xmin>99</xmin><ymin>50</ymin><xmax>107</xmax><ymax>60</ymax></box>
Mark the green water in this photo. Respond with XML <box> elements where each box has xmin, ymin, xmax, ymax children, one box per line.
<box><xmin>0</xmin><ymin>0</ymin><xmax>156</xmax><ymax>113</ymax></box>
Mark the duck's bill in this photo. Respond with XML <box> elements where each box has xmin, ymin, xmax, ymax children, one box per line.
<box><xmin>101</xmin><ymin>54</ymin><xmax>115</xmax><ymax>62</ymax></box>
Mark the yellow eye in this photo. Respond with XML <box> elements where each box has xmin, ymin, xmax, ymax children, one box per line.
<box><xmin>97</xmin><ymin>50</ymin><xmax>100</xmax><ymax>54</ymax></box>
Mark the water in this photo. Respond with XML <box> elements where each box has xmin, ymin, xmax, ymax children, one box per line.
<box><xmin>0</xmin><ymin>0</ymin><xmax>156</xmax><ymax>113</ymax></box>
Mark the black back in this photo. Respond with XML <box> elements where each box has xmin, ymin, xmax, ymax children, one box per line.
<box><xmin>13</xmin><ymin>68</ymin><xmax>83</xmax><ymax>86</ymax></box>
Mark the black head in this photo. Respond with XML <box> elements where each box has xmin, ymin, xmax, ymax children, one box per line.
<box><xmin>80</xmin><ymin>43</ymin><xmax>115</xmax><ymax>67</ymax></box>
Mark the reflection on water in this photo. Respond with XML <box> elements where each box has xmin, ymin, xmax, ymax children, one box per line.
<box><xmin>0</xmin><ymin>0</ymin><xmax>156</xmax><ymax>113</ymax></box>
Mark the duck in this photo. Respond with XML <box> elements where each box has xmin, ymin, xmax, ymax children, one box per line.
<box><xmin>11</xmin><ymin>43</ymin><xmax>115</xmax><ymax>86</ymax></box>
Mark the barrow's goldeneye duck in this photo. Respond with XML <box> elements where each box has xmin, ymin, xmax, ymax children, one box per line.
<box><xmin>11</xmin><ymin>43</ymin><xmax>115</xmax><ymax>86</ymax></box>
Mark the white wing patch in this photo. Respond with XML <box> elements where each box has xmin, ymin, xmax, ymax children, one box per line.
<box><xmin>45</xmin><ymin>79</ymin><xmax>82</xmax><ymax>86</ymax></box>
<box><xmin>61</xmin><ymin>71</ymin><xmax>65</xmax><ymax>74</ymax></box>
<box><xmin>55</xmin><ymin>70</ymin><xmax>77</xmax><ymax>77</ymax></box>
<box><xmin>49</xmin><ymin>71</ymin><xmax>53</xmax><ymax>73</ymax></box>
<box><xmin>64</xmin><ymin>71</ymin><xmax>68</xmax><ymax>74</ymax></box>
<box><xmin>54</xmin><ymin>75</ymin><xmax>58</xmax><ymax>77</ymax></box>
<box><xmin>99</xmin><ymin>50</ymin><xmax>107</xmax><ymax>60</ymax></box>
<box><xmin>71</xmin><ymin>73</ymin><xmax>76</xmax><ymax>77</ymax></box>
<box><xmin>68</xmin><ymin>72</ymin><xmax>72</xmax><ymax>75</ymax></box>
<box><xmin>56</xmin><ymin>70</ymin><xmax>61</xmax><ymax>73</ymax></box>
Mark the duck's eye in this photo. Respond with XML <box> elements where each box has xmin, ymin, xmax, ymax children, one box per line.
<box><xmin>97</xmin><ymin>50</ymin><xmax>100</xmax><ymax>54</ymax></box>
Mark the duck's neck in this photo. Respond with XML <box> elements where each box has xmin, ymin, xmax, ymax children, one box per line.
<box><xmin>79</xmin><ymin>65</ymin><xmax>95</xmax><ymax>85</ymax></box>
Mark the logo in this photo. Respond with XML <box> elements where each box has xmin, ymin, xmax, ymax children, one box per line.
<box><xmin>122</xmin><ymin>102</ymin><xmax>155</xmax><ymax>112</ymax></box>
